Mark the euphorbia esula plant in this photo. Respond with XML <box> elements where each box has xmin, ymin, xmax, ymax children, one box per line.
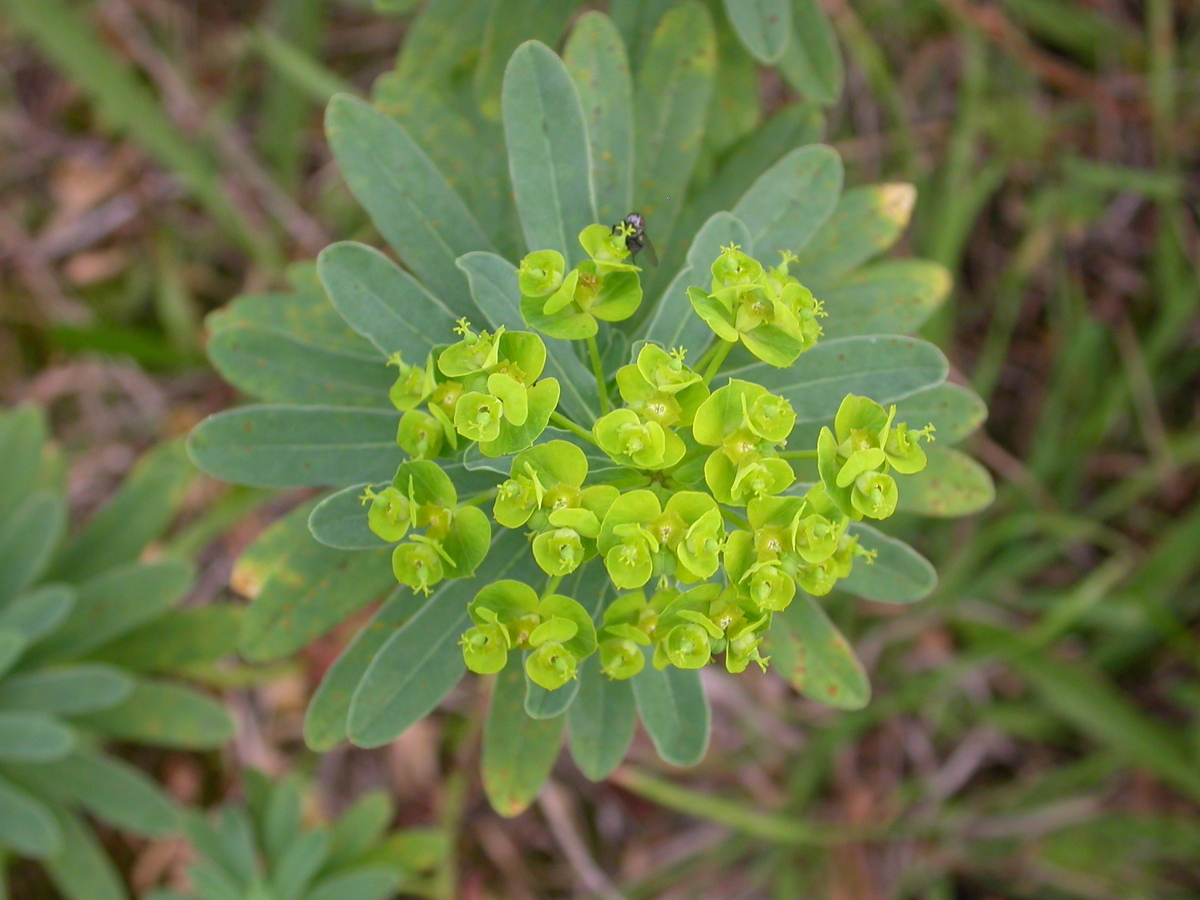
<box><xmin>190</xmin><ymin>7</ymin><xmax>992</xmax><ymax>816</ymax></box>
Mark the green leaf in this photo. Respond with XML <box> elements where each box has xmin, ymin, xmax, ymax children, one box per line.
<box><xmin>76</xmin><ymin>680</ymin><xmax>234</xmax><ymax>749</ymax></box>
<box><xmin>188</xmin><ymin>405</ymin><xmax>404</xmax><ymax>488</ymax></box>
<box><xmin>841</xmin><ymin>524</ymin><xmax>936</xmax><ymax>604</ymax></box>
<box><xmin>0</xmin><ymin>774</ymin><xmax>60</xmax><ymax>857</ymax></box>
<box><xmin>28</xmin><ymin>560</ymin><xmax>192</xmax><ymax>665</ymax></box>
<box><xmin>632</xmin><ymin>2</ymin><xmax>717</xmax><ymax>250</ymax></box>
<box><xmin>303</xmin><ymin>870</ymin><xmax>401</xmax><ymax>900</ymax></box>
<box><xmin>47</xmin><ymin>440</ymin><xmax>194</xmax><ymax>583</ymax></box>
<box><xmin>892</xmin><ymin>382</ymin><xmax>987</xmax><ymax>445</ymax></box>
<box><xmin>0</xmin><ymin>712</ymin><xmax>75</xmax><ymax>762</ymax></box>
<box><xmin>769</xmin><ymin>595</ymin><xmax>870</xmax><ymax>710</ymax></box>
<box><xmin>258</xmin><ymin>774</ymin><xmax>302</xmax><ymax>866</ymax></box>
<box><xmin>723</xmin><ymin>335</ymin><xmax>948</xmax><ymax>422</ymax></box>
<box><xmin>457</xmin><ymin>251</ymin><xmax>600</xmax><ymax>424</ymax></box>
<box><xmin>482</xmin><ymin>654</ymin><xmax>566</xmax><ymax>817</ymax></box>
<box><xmin>208</xmin><ymin>323</ymin><xmax>392</xmax><ymax>409</ymax></box>
<box><xmin>13</xmin><ymin>748</ymin><xmax>177</xmax><ymax>837</ymax></box>
<box><xmin>632</xmin><ymin>654</ymin><xmax>711</xmax><ymax>766</ymax></box>
<box><xmin>44</xmin><ymin>809</ymin><xmax>129</xmax><ymax>900</ymax></box>
<box><xmin>325</xmin><ymin>94</ymin><xmax>493</xmax><ymax>305</ymax></box>
<box><xmin>731</xmin><ymin>144</ymin><xmax>842</xmax><ymax>264</ymax></box>
<box><xmin>0</xmin><ymin>404</ymin><xmax>49</xmax><ymax>524</ymax></box>
<box><xmin>567</xmin><ymin>653</ymin><xmax>637</xmax><ymax>781</ymax></box>
<box><xmin>610</xmin><ymin>0</ymin><xmax>677</xmax><ymax>62</ymax></box>
<box><xmin>776</xmin><ymin>0</ymin><xmax>843</xmax><ymax>106</ymax></box>
<box><xmin>503</xmin><ymin>41</ymin><xmax>597</xmax><ymax>267</ymax></box>
<box><xmin>317</xmin><ymin>241</ymin><xmax>461</xmax><ymax>360</ymax></box>
<box><xmin>0</xmin><ymin>665</ymin><xmax>132</xmax><ymax>715</ymax></box>
<box><xmin>792</xmin><ymin>184</ymin><xmax>916</xmax><ymax>291</ymax></box>
<box><xmin>816</xmin><ymin>260</ymin><xmax>952</xmax><ymax>339</ymax></box>
<box><xmin>0</xmin><ymin>628</ymin><xmax>27</xmax><ymax>679</ymax></box>
<box><xmin>88</xmin><ymin>606</ymin><xmax>241</xmax><ymax>674</ymax></box>
<box><xmin>272</xmin><ymin>829</ymin><xmax>330</xmax><ymax>900</ymax></box>
<box><xmin>723</xmin><ymin>0</ymin><xmax>791</xmax><ymax>63</ymax></box>
<box><xmin>325</xmin><ymin>790</ymin><xmax>393</xmax><ymax>868</ymax></box>
<box><xmin>239</xmin><ymin>540</ymin><xmax>394</xmax><ymax>663</ymax></box>
<box><xmin>207</xmin><ymin>283</ymin><xmax>376</xmax><ymax>354</ymax></box>
<box><xmin>896</xmin><ymin>446</ymin><xmax>995</xmax><ymax>517</ymax></box>
<box><xmin>473</xmin><ymin>0</ymin><xmax>580</xmax><ymax>120</ymax></box>
<box><xmin>347</xmin><ymin>531</ymin><xmax>534</xmax><ymax>748</ymax></box>
<box><xmin>308</xmin><ymin>483</ymin><xmax>390</xmax><ymax>551</ymax></box>
<box><xmin>564</xmin><ymin>12</ymin><xmax>634</xmax><ymax>227</ymax></box>
<box><xmin>0</xmin><ymin>490</ymin><xmax>65</xmax><ymax>605</ymax></box>
<box><xmin>392</xmin><ymin>0</ymin><xmax>492</xmax><ymax>89</ymax></box>
<box><xmin>641</xmin><ymin>211</ymin><xmax>753</xmax><ymax>359</ymax></box>
<box><xmin>704</xmin><ymin>25</ymin><xmax>762</xmax><ymax>158</ymax></box>
<box><xmin>0</xmin><ymin>585</ymin><xmax>74</xmax><ymax>644</ymax></box>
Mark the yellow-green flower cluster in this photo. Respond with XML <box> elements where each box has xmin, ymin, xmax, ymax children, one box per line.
<box><xmin>387</xmin><ymin>320</ymin><xmax>560</xmax><ymax>460</ymax></box>
<box><xmin>687</xmin><ymin>244</ymin><xmax>824</xmax><ymax>368</ymax></box>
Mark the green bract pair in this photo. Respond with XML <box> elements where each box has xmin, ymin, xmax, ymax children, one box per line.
<box><xmin>688</xmin><ymin>244</ymin><xmax>824</xmax><ymax>368</ymax></box>
<box><xmin>518</xmin><ymin>224</ymin><xmax>643</xmax><ymax>339</ymax></box>
<box><xmin>387</xmin><ymin>321</ymin><xmax>559</xmax><ymax>460</ymax></box>
<box><xmin>362</xmin><ymin>461</ymin><xmax>490</xmax><ymax>595</ymax></box>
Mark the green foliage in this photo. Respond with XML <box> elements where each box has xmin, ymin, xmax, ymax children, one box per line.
<box><xmin>142</xmin><ymin>771</ymin><xmax>439</xmax><ymax>900</ymax></box>
<box><xmin>188</xmin><ymin>13</ymin><xmax>990</xmax><ymax>817</ymax></box>
<box><xmin>0</xmin><ymin>407</ymin><xmax>236</xmax><ymax>900</ymax></box>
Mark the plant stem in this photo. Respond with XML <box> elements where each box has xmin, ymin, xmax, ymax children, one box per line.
<box><xmin>542</xmin><ymin>575</ymin><xmax>563</xmax><ymax>598</ymax></box>
<box><xmin>702</xmin><ymin>340</ymin><xmax>735</xmax><ymax>386</ymax></box>
<box><xmin>586</xmin><ymin>334</ymin><xmax>611</xmax><ymax>413</ymax></box>
<box><xmin>463</xmin><ymin>488</ymin><xmax>498</xmax><ymax>507</ymax></box>
<box><xmin>550</xmin><ymin>410</ymin><xmax>598</xmax><ymax>445</ymax></box>
<box><xmin>779</xmin><ymin>449</ymin><xmax>818</xmax><ymax>460</ymax></box>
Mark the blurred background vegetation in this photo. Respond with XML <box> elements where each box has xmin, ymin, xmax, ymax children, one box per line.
<box><xmin>1</xmin><ymin>0</ymin><xmax>1198</xmax><ymax>897</ymax></box>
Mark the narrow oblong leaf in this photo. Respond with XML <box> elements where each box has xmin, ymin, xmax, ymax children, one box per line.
<box><xmin>14</xmin><ymin>748</ymin><xmax>178</xmax><ymax>837</ymax></box>
<box><xmin>895</xmin><ymin>446</ymin><xmax>995</xmax><ymax>517</ymax></box>
<box><xmin>208</xmin><ymin>324</ymin><xmax>393</xmax><ymax>409</ymax></box>
<box><xmin>0</xmin><ymin>490</ymin><xmax>66</xmax><ymax>605</ymax></box>
<box><xmin>503</xmin><ymin>41</ymin><xmax>597</xmax><ymax>267</ymax></box>
<box><xmin>792</xmin><ymin>183</ymin><xmax>917</xmax><ymax>291</ymax></box>
<box><xmin>44</xmin><ymin>809</ymin><xmax>129</xmax><ymax>900</ymax></box>
<box><xmin>88</xmin><ymin>605</ymin><xmax>241</xmax><ymax>673</ymax></box>
<box><xmin>239</xmin><ymin>542</ymin><xmax>394</xmax><ymax>663</ymax></box>
<box><xmin>325</xmin><ymin>791</ymin><xmax>393</xmax><ymax>867</ymax></box>
<box><xmin>188</xmin><ymin>405</ymin><xmax>403</xmax><ymax>488</ymax></box>
<box><xmin>457</xmin><ymin>251</ymin><xmax>600</xmax><ymax>424</ymax></box>
<box><xmin>641</xmin><ymin>211</ymin><xmax>752</xmax><ymax>359</ymax></box>
<box><xmin>28</xmin><ymin>560</ymin><xmax>193</xmax><ymax>665</ymax></box>
<box><xmin>817</xmin><ymin>260</ymin><xmax>952</xmax><ymax>339</ymax></box>
<box><xmin>841</xmin><ymin>524</ymin><xmax>937</xmax><ymax>604</ymax></box>
<box><xmin>482</xmin><ymin>654</ymin><xmax>566</xmax><ymax>817</ymax></box>
<box><xmin>473</xmin><ymin>0</ymin><xmax>580</xmax><ymax>120</ymax></box>
<box><xmin>722</xmin><ymin>335</ymin><xmax>949</xmax><ymax>422</ymax></box>
<box><xmin>317</xmin><ymin>241</ymin><xmax>459</xmax><ymax>360</ymax></box>
<box><xmin>770</xmin><ymin>595</ymin><xmax>870</xmax><ymax>710</ymax></box>
<box><xmin>304</xmin><ymin>870</ymin><xmax>400</xmax><ymax>900</ymax></box>
<box><xmin>47</xmin><ymin>440</ymin><xmax>194</xmax><ymax>583</ymax></box>
<box><xmin>632</xmin><ymin>655</ymin><xmax>711</xmax><ymax>766</ymax></box>
<box><xmin>567</xmin><ymin>654</ymin><xmax>637</xmax><ymax>781</ymax></box>
<box><xmin>0</xmin><ymin>773</ymin><xmax>61</xmax><ymax>857</ymax></box>
<box><xmin>348</xmin><ymin>530</ymin><xmax>535</xmax><ymax>748</ymax></box>
<box><xmin>303</xmin><ymin>592</ymin><xmax>427</xmax><ymax>752</ymax></box>
<box><xmin>76</xmin><ymin>680</ymin><xmax>234</xmax><ymax>750</ymax></box>
<box><xmin>308</xmin><ymin>483</ymin><xmax>390</xmax><ymax>551</ymax></box>
<box><xmin>776</xmin><ymin>0</ymin><xmax>843</xmax><ymax>106</ymax></box>
<box><xmin>731</xmin><ymin>143</ymin><xmax>843</xmax><ymax>264</ymax></box>
<box><xmin>272</xmin><ymin>829</ymin><xmax>330</xmax><ymax>900</ymax></box>
<box><xmin>0</xmin><ymin>665</ymin><xmax>133</xmax><ymax>715</ymax></box>
<box><xmin>564</xmin><ymin>12</ymin><xmax>634</xmax><ymax>227</ymax></box>
<box><xmin>723</xmin><ymin>0</ymin><xmax>792</xmax><ymax>64</ymax></box>
<box><xmin>633</xmin><ymin>2</ymin><xmax>717</xmax><ymax>251</ymax></box>
<box><xmin>0</xmin><ymin>711</ymin><xmax>75</xmax><ymax>762</ymax></box>
<box><xmin>0</xmin><ymin>404</ymin><xmax>49</xmax><ymax>524</ymax></box>
<box><xmin>892</xmin><ymin>382</ymin><xmax>987</xmax><ymax>445</ymax></box>
<box><xmin>0</xmin><ymin>585</ymin><xmax>75</xmax><ymax>644</ymax></box>
<box><xmin>325</xmin><ymin>94</ymin><xmax>493</xmax><ymax>305</ymax></box>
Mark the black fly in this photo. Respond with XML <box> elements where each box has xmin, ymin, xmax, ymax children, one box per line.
<box><xmin>615</xmin><ymin>212</ymin><xmax>658</xmax><ymax>267</ymax></box>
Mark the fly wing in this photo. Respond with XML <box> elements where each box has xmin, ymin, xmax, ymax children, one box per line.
<box><xmin>640</xmin><ymin>232</ymin><xmax>659</xmax><ymax>268</ymax></box>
